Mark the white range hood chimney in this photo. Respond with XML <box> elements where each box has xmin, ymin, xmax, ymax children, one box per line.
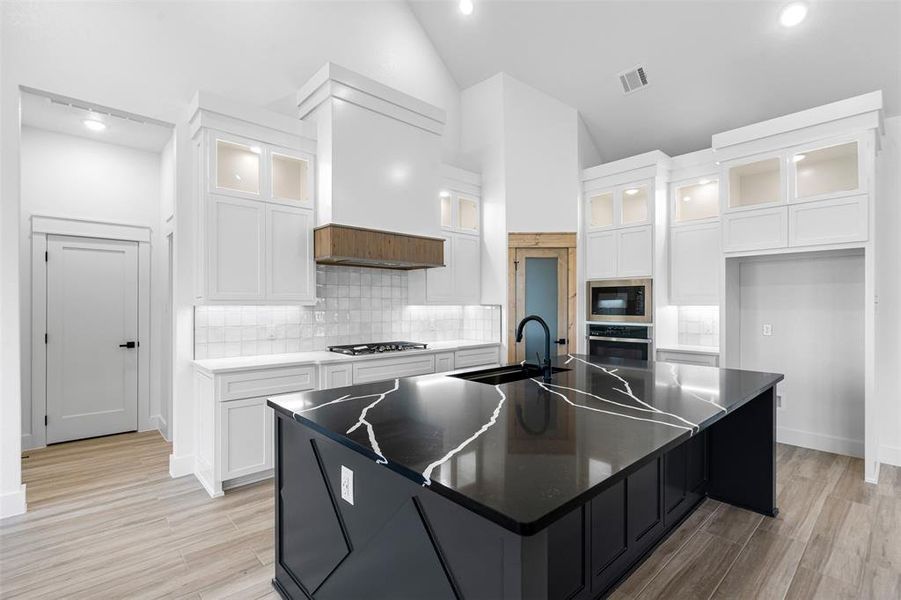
<box><xmin>296</xmin><ymin>63</ymin><xmax>446</xmax><ymax>240</ymax></box>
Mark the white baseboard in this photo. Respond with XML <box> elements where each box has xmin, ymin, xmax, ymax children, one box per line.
<box><xmin>21</xmin><ymin>433</ymin><xmax>35</xmax><ymax>451</ymax></box>
<box><xmin>150</xmin><ymin>415</ymin><xmax>171</xmax><ymax>441</ymax></box>
<box><xmin>777</xmin><ymin>426</ymin><xmax>864</xmax><ymax>458</ymax></box>
<box><xmin>879</xmin><ymin>445</ymin><xmax>901</xmax><ymax>467</ymax></box>
<box><xmin>168</xmin><ymin>453</ymin><xmax>194</xmax><ymax>478</ymax></box>
<box><xmin>0</xmin><ymin>485</ymin><xmax>27</xmax><ymax>519</ymax></box>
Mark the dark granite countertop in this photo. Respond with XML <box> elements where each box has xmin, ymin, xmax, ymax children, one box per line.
<box><xmin>268</xmin><ymin>354</ymin><xmax>783</xmax><ymax>535</ymax></box>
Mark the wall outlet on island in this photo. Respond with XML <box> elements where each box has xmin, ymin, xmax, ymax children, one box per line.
<box><xmin>776</xmin><ymin>394</ymin><xmax>783</xmax><ymax>409</ymax></box>
<box><xmin>762</xmin><ymin>323</ymin><xmax>773</xmax><ymax>336</ymax></box>
<box><xmin>341</xmin><ymin>466</ymin><xmax>354</xmax><ymax>505</ymax></box>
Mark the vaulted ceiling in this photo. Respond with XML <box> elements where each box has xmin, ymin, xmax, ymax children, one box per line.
<box><xmin>409</xmin><ymin>0</ymin><xmax>901</xmax><ymax>162</ymax></box>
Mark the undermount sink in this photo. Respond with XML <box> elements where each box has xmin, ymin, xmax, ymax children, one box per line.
<box><xmin>450</xmin><ymin>364</ymin><xmax>571</xmax><ymax>386</ymax></box>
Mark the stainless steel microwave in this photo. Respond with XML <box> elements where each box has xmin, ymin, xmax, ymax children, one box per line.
<box><xmin>586</xmin><ymin>278</ymin><xmax>653</xmax><ymax>323</ymax></box>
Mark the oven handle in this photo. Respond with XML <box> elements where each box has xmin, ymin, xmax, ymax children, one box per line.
<box><xmin>587</xmin><ymin>336</ymin><xmax>652</xmax><ymax>344</ymax></box>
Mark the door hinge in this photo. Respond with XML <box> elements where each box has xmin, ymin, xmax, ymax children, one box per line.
<box><xmin>44</xmin><ymin>333</ymin><xmax>48</xmax><ymax>344</ymax></box>
<box><xmin>45</xmin><ymin>251</ymin><xmax>48</xmax><ymax>262</ymax></box>
<box><xmin>514</xmin><ymin>260</ymin><xmax>519</xmax><ymax>271</ymax></box>
<box><xmin>44</xmin><ymin>415</ymin><xmax>48</xmax><ymax>426</ymax></box>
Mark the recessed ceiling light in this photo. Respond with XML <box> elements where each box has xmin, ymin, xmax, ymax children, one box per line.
<box><xmin>439</xmin><ymin>190</ymin><xmax>451</xmax><ymax>199</ymax></box>
<box><xmin>779</xmin><ymin>2</ymin><xmax>808</xmax><ymax>27</ymax></box>
<box><xmin>698</xmin><ymin>178</ymin><xmax>711</xmax><ymax>185</ymax></box>
<box><xmin>793</xmin><ymin>154</ymin><xmax>806</xmax><ymax>163</ymax></box>
<box><xmin>624</xmin><ymin>188</ymin><xmax>639</xmax><ymax>195</ymax></box>
<box><xmin>250</xmin><ymin>146</ymin><xmax>262</xmax><ymax>155</ymax></box>
<box><xmin>459</xmin><ymin>0</ymin><xmax>474</xmax><ymax>16</ymax></box>
<box><xmin>683</xmin><ymin>196</ymin><xmax>692</xmax><ymax>202</ymax></box>
<box><xmin>83</xmin><ymin>119</ymin><xmax>106</xmax><ymax>132</ymax></box>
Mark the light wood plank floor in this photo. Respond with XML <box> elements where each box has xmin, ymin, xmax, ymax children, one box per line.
<box><xmin>1</xmin><ymin>432</ymin><xmax>900</xmax><ymax>599</ymax></box>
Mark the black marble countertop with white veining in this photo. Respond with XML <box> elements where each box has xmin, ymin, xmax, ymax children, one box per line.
<box><xmin>268</xmin><ymin>354</ymin><xmax>783</xmax><ymax>535</ymax></box>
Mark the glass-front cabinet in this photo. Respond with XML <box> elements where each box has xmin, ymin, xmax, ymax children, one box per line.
<box><xmin>726</xmin><ymin>156</ymin><xmax>782</xmax><ymax>209</ymax></box>
<box><xmin>672</xmin><ymin>178</ymin><xmax>719</xmax><ymax>224</ymax></box>
<box><xmin>271</xmin><ymin>151</ymin><xmax>312</xmax><ymax>206</ymax></box>
<box><xmin>439</xmin><ymin>190</ymin><xmax>480</xmax><ymax>233</ymax></box>
<box><xmin>586</xmin><ymin>181</ymin><xmax>652</xmax><ymax>230</ymax></box>
<box><xmin>790</xmin><ymin>140</ymin><xmax>861</xmax><ymax>201</ymax></box>
<box><xmin>215</xmin><ymin>138</ymin><xmax>261</xmax><ymax>196</ymax></box>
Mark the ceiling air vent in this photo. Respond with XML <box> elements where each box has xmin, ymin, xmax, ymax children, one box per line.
<box><xmin>619</xmin><ymin>65</ymin><xmax>649</xmax><ymax>95</ymax></box>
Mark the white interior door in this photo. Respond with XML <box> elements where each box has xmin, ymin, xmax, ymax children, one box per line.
<box><xmin>47</xmin><ymin>235</ymin><xmax>139</xmax><ymax>444</ymax></box>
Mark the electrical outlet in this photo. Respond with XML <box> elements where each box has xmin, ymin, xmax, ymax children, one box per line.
<box><xmin>341</xmin><ymin>466</ymin><xmax>354</xmax><ymax>505</ymax></box>
<box><xmin>762</xmin><ymin>323</ymin><xmax>773</xmax><ymax>336</ymax></box>
<box><xmin>776</xmin><ymin>394</ymin><xmax>783</xmax><ymax>409</ymax></box>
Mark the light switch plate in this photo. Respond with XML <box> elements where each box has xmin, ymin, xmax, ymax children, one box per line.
<box><xmin>341</xmin><ymin>466</ymin><xmax>354</xmax><ymax>505</ymax></box>
<box><xmin>762</xmin><ymin>324</ymin><xmax>773</xmax><ymax>336</ymax></box>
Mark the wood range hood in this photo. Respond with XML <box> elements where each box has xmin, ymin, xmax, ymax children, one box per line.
<box><xmin>314</xmin><ymin>224</ymin><xmax>445</xmax><ymax>271</ymax></box>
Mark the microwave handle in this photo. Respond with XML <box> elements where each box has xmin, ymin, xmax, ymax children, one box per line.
<box><xmin>587</xmin><ymin>336</ymin><xmax>652</xmax><ymax>343</ymax></box>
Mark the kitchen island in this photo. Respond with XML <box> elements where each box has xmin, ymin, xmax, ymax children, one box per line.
<box><xmin>267</xmin><ymin>354</ymin><xmax>783</xmax><ymax>600</ymax></box>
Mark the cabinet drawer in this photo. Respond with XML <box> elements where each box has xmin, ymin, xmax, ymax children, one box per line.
<box><xmin>352</xmin><ymin>355</ymin><xmax>436</xmax><ymax>385</ymax></box>
<box><xmin>722</xmin><ymin>206</ymin><xmax>787</xmax><ymax>253</ymax></box>
<box><xmin>656</xmin><ymin>350</ymin><xmax>719</xmax><ymax>367</ymax></box>
<box><xmin>320</xmin><ymin>364</ymin><xmax>353</xmax><ymax>389</ymax></box>
<box><xmin>217</xmin><ymin>365</ymin><xmax>317</xmax><ymax>401</ymax></box>
<box><xmin>454</xmin><ymin>347</ymin><xmax>500</xmax><ymax>369</ymax></box>
<box><xmin>789</xmin><ymin>194</ymin><xmax>868</xmax><ymax>247</ymax></box>
<box><xmin>218</xmin><ymin>397</ymin><xmax>272</xmax><ymax>480</ymax></box>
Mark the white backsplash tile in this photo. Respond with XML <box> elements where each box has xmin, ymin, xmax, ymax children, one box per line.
<box><xmin>194</xmin><ymin>265</ymin><xmax>502</xmax><ymax>359</ymax></box>
<box><xmin>677</xmin><ymin>306</ymin><xmax>719</xmax><ymax>348</ymax></box>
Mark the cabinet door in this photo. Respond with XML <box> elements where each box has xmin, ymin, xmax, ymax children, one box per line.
<box><xmin>219</xmin><ymin>397</ymin><xmax>272</xmax><ymax>480</ymax></box>
<box><xmin>427</xmin><ymin>235</ymin><xmax>455</xmax><ymax>302</ymax></box>
<box><xmin>617</xmin><ymin>226</ymin><xmax>653</xmax><ymax>277</ymax></box>
<box><xmin>788</xmin><ymin>194</ymin><xmax>868</xmax><ymax>247</ymax></box>
<box><xmin>210</xmin><ymin>133</ymin><xmax>263</xmax><ymax>200</ymax></box>
<box><xmin>435</xmin><ymin>352</ymin><xmax>455</xmax><ymax>373</ymax></box>
<box><xmin>266</xmin><ymin>204</ymin><xmax>315</xmax><ymax>302</ymax></box>
<box><xmin>587</xmin><ymin>231</ymin><xmax>617</xmax><ymax>279</ymax></box>
<box><xmin>453</xmin><ymin>233</ymin><xmax>481</xmax><ymax>304</ymax></box>
<box><xmin>670</xmin><ymin>223</ymin><xmax>720</xmax><ymax>305</ymax></box>
<box><xmin>208</xmin><ymin>195</ymin><xmax>265</xmax><ymax>300</ymax></box>
<box><xmin>721</xmin><ymin>206</ymin><xmax>788</xmax><ymax>253</ymax></box>
<box><xmin>320</xmin><ymin>364</ymin><xmax>352</xmax><ymax>389</ymax></box>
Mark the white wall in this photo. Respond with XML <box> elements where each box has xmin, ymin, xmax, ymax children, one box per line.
<box><xmin>460</xmin><ymin>73</ymin><xmax>583</xmax><ymax>357</ymax></box>
<box><xmin>876</xmin><ymin>115</ymin><xmax>901</xmax><ymax>466</ymax></box>
<box><xmin>738</xmin><ymin>252</ymin><xmax>865</xmax><ymax>457</ymax></box>
<box><xmin>0</xmin><ymin>0</ymin><xmax>462</xmax><ymax>503</ymax></box>
<box><xmin>18</xmin><ymin>127</ymin><xmax>164</xmax><ymax>448</ymax></box>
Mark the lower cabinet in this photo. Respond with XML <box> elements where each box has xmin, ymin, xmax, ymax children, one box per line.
<box><xmin>352</xmin><ymin>355</ymin><xmax>436</xmax><ymax>384</ymax></box>
<box><xmin>435</xmin><ymin>352</ymin><xmax>455</xmax><ymax>373</ymax></box>
<box><xmin>320</xmin><ymin>363</ymin><xmax>352</xmax><ymax>389</ymax></box>
<box><xmin>194</xmin><ymin>364</ymin><xmax>317</xmax><ymax>497</ymax></box>
<box><xmin>454</xmin><ymin>346</ymin><xmax>500</xmax><ymax>369</ymax></box>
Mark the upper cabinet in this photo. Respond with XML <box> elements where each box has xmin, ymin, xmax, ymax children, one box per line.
<box><xmin>586</xmin><ymin>181</ymin><xmax>652</xmax><ymax>231</ymax></box>
<box><xmin>409</xmin><ymin>166</ymin><xmax>482</xmax><ymax>305</ymax></box>
<box><xmin>789</xmin><ymin>140</ymin><xmax>861</xmax><ymax>202</ymax></box>
<box><xmin>190</xmin><ymin>93</ymin><xmax>317</xmax><ymax>304</ymax></box>
<box><xmin>725</xmin><ymin>155</ymin><xmax>783</xmax><ymax>210</ymax></box>
<box><xmin>672</xmin><ymin>178</ymin><xmax>719</xmax><ymax>224</ymax></box>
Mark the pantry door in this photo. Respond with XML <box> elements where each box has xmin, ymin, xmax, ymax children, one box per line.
<box><xmin>512</xmin><ymin>247</ymin><xmax>570</xmax><ymax>364</ymax></box>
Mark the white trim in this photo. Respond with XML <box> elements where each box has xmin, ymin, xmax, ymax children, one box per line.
<box><xmin>189</xmin><ymin>90</ymin><xmax>314</xmax><ymax>140</ymax></box>
<box><xmin>777</xmin><ymin>426</ymin><xmax>864</xmax><ymax>459</ymax></box>
<box><xmin>440</xmin><ymin>164</ymin><xmax>481</xmax><ymax>187</ymax></box>
<box><xmin>168</xmin><ymin>453</ymin><xmax>195</xmax><ymax>478</ymax></box>
<box><xmin>27</xmin><ymin>218</ymin><xmax>153</xmax><ymax>449</ymax></box>
<box><xmin>582</xmin><ymin>150</ymin><xmax>671</xmax><ymax>182</ymax></box>
<box><xmin>32</xmin><ymin>214</ymin><xmax>151</xmax><ymax>243</ymax></box>
<box><xmin>0</xmin><ymin>485</ymin><xmax>27</xmax><ymax>519</ymax></box>
<box><xmin>879</xmin><ymin>445</ymin><xmax>901</xmax><ymax>468</ymax></box>
<box><xmin>713</xmin><ymin>91</ymin><xmax>883</xmax><ymax>150</ymax></box>
<box><xmin>296</xmin><ymin>62</ymin><xmax>446</xmax><ymax>136</ymax></box>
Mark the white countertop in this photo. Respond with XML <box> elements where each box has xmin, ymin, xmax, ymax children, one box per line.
<box><xmin>656</xmin><ymin>344</ymin><xmax>720</xmax><ymax>355</ymax></box>
<box><xmin>193</xmin><ymin>340</ymin><xmax>500</xmax><ymax>374</ymax></box>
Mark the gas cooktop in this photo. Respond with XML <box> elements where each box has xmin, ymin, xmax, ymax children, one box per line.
<box><xmin>328</xmin><ymin>342</ymin><xmax>428</xmax><ymax>356</ymax></box>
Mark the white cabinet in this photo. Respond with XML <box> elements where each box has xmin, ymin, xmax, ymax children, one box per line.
<box><xmin>617</xmin><ymin>226</ymin><xmax>653</xmax><ymax>277</ymax></box>
<box><xmin>207</xmin><ymin>196</ymin><xmax>266</xmax><ymax>300</ymax></box>
<box><xmin>586</xmin><ymin>181</ymin><xmax>653</xmax><ymax>231</ymax></box>
<box><xmin>586</xmin><ymin>230</ymin><xmax>617</xmax><ymax>279</ymax></box>
<box><xmin>670</xmin><ymin>223</ymin><xmax>720</xmax><ymax>305</ymax></box>
<box><xmin>194</xmin><ymin>364</ymin><xmax>316</xmax><ymax>497</ymax></box>
<box><xmin>320</xmin><ymin>364</ymin><xmax>352</xmax><ymax>389</ymax></box>
<box><xmin>454</xmin><ymin>346</ymin><xmax>500</xmax><ymax>369</ymax></box>
<box><xmin>191</xmin><ymin>106</ymin><xmax>317</xmax><ymax>304</ymax></box>
<box><xmin>219</xmin><ymin>397</ymin><xmax>272</xmax><ymax>481</ymax></box>
<box><xmin>788</xmin><ymin>194</ymin><xmax>868</xmax><ymax>247</ymax></box>
<box><xmin>722</xmin><ymin>206</ymin><xmax>788</xmax><ymax>253</ymax></box>
<box><xmin>587</xmin><ymin>227</ymin><xmax>652</xmax><ymax>279</ymax></box>
<box><xmin>352</xmin><ymin>355</ymin><xmax>436</xmax><ymax>385</ymax></box>
<box><xmin>410</xmin><ymin>232</ymin><xmax>481</xmax><ymax>305</ymax></box>
<box><xmin>435</xmin><ymin>352</ymin><xmax>455</xmax><ymax>373</ymax></box>
<box><xmin>266</xmin><ymin>204</ymin><xmax>314</xmax><ymax>301</ymax></box>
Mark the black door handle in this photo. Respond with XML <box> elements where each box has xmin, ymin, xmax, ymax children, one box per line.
<box><xmin>554</xmin><ymin>338</ymin><xmax>567</xmax><ymax>345</ymax></box>
<box><xmin>119</xmin><ymin>341</ymin><xmax>138</xmax><ymax>349</ymax></box>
